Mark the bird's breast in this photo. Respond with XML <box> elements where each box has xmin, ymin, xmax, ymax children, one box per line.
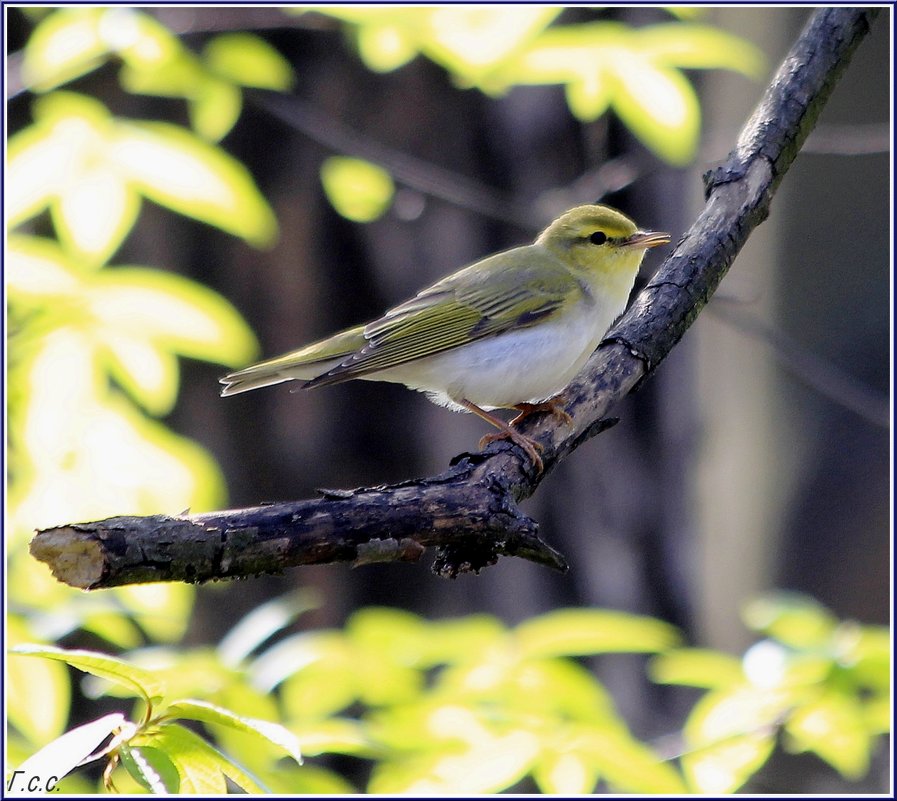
<box><xmin>371</xmin><ymin>299</ymin><xmax>620</xmax><ymax>410</ymax></box>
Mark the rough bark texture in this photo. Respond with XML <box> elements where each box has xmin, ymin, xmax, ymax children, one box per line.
<box><xmin>31</xmin><ymin>7</ymin><xmax>879</xmax><ymax>590</ymax></box>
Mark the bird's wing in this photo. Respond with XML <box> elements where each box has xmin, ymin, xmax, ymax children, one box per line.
<box><xmin>304</xmin><ymin>247</ymin><xmax>582</xmax><ymax>388</ymax></box>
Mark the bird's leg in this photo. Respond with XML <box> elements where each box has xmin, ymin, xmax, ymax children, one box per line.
<box><xmin>510</xmin><ymin>397</ymin><xmax>574</xmax><ymax>428</ymax></box>
<box><xmin>458</xmin><ymin>398</ymin><xmax>544</xmax><ymax>474</ymax></box>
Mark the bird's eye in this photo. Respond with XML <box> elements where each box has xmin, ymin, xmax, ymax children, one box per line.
<box><xmin>589</xmin><ymin>231</ymin><xmax>608</xmax><ymax>245</ymax></box>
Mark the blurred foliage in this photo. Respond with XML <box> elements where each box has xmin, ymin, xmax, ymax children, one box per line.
<box><xmin>10</xmin><ymin>594</ymin><xmax>888</xmax><ymax>793</ymax></box>
<box><xmin>6</xmin><ymin>7</ymin><xmax>886</xmax><ymax>796</ymax></box>
<box><xmin>300</xmin><ymin>6</ymin><xmax>764</xmax><ymax>167</ymax></box>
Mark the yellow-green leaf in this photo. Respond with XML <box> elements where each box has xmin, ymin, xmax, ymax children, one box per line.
<box><xmin>116</xmin><ymin>584</ymin><xmax>195</xmax><ymax>644</ymax></box>
<box><xmin>188</xmin><ymin>76</ymin><xmax>243</xmax><ymax>142</ymax></box>
<box><xmin>86</xmin><ymin>267</ymin><xmax>259</xmax><ymax>367</ymax></box>
<box><xmin>649</xmin><ymin>648</ymin><xmax>745</xmax><ymax>689</ymax></box>
<box><xmin>6</xmin><ymin>618</ymin><xmax>70</xmax><ymax>746</ymax></box>
<box><xmin>785</xmin><ymin>691</ymin><xmax>871</xmax><ymax>779</ymax></box>
<box><xmin>320</xmin><ymin>156</ymin><xmax>395</xmax><ymax>223</ymax></box>
<box><xmin>119</xmin><ymin>743</ymin><xmax>180</xmax><ymax>794</ymax></box>
<box><xmin>203</xmin><ymin>33</ymin><xmax>295</xmax><ymax>90</ymax></box>
<box><xmin>610</xmin><ymin>58</ymin><xmax>700</xmax><ymax>166</ymax></box>
<box><xmin>136</xmin><ymin>724</ymin><xmax>229</xmax><ymax>794</ymax></box>
<box><xmin>21</xmin><ymin>8</ymin><xmax>108</xmax><ymax>91</ymax></box>
<box><xmin>682</xmin><ymin>730</ymin><xmax>775</xmax><ymax>794</ymax></box>
<box><xmin>580</xmin><ymin>728</ymin><xmax>687</xmax><ymax>793</ymax></box>
<box><xmin>51</xmin><ymin>163</ymin><xmax>140</xmax><ymax>266</ymax></box>
<box><xmin>161</xmin><ymin>699</ymin><xmax>302</xmax><ymax>765</ymax></box>
<box><xmin>99</xmin><ymin>332</ymin><xmax>181</xmax><ymax>415</ymax></box>
<box><xmin>10</xmin><ymin>644</ymin><xmax>167</xmax><ymax>704</ymax></box>
<box><xmin>6</xmin><ymin>123</ymin><xmax>72</xmax><ymax>226</ymax></box>
<box><xmin>533</xmin><ymin>749</ymin><xmax>598</xmax><ymax>795</ymax></box>
<box><xmin>356</xmin><ymin>23</ymin><xmax>419</xmax><ymax>72</ymax></box>
<box><xmin>742</xmin><ymin>593</ymin><xmax>839</xmax><ymax>649</ymax></box>
<box><xmin>637</xmin><ymin>24</ymin><xmax>765</xmax><ymax>77</ymax></box>
<box><xmin>6</xmin><ymin>236</ymin><xmax>84</xmax><ymax>301</ymax></box>
<box><xmin>515</xmin><ymin>608</ymin><xmax>681</xmax><ymax>657</ymax></box>
<box><xmin>109</xmin><ymin>121</ymin><xmax>278</xmax><ymax>246</ymax></box>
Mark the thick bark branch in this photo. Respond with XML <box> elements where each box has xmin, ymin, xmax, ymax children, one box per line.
<box><xmin>31</xmin><ymin>8</ymin><xmax>879</xmax><ymax>589</ymax></box>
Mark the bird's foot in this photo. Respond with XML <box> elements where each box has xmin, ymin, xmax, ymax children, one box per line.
<box><xmin>478</xmin><ymin>429</ymin><xmax>544</xmax><ymax>474</ymax></box>
<box><xmin>511</xmin><ymin>398</ymin><xmax>574</xmax><ymax>427</ymax></box>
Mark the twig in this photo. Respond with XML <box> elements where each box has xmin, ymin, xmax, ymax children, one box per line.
<box><xmin>30</xmin><ymin>7</ymin><xmax>880</xmax><ymax>589</ymax></box>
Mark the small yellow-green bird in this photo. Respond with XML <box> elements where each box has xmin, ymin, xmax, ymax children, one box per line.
<box><xmin>221</xmin><ymin>204</ymin><xmax>669</xmax><ymax>472</ymax></box>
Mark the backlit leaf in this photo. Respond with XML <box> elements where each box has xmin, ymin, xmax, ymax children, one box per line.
<box><xmin>11</xmin><ymin>644</ymin><xmax>166</xmax><ymax>704</ymax></box>
<box><xmin>742</xmin><ymin>593</ymin><xmax>838</xmax><ymax>649</ymax></box>
<box><xmin>161</xmin><ymin>698</ymin><xmax>302</xmax><ymax>765</ymax></box>
<box><xmin>785</xmin><ymin>691</ymin><xmax>871</xmax><ymax>779</ymax></box>
<box><xmin>136</xmin><ymin>724</ymin><xmax>229</xmax><ymax>794</ymax></box>
<box><xmin>203</xmin><ymin>33</ymin><xmax>295</xmax><ymax>90</ymax></box>
<box><xmin>21</xmin><ymin>8</ymin><xmax>107</xmax><ymax>90</ymax></box>
<box><xmin>119</xmin><ymin>743</ymin><xmax>180</xmax><ymax>794</ymax></box>
<box><xmin>515</xmin><ymin>608</ymin><xmax>680</xmax><ymax>657</ymax></box>
<box><xmin>649</xmin><ymin>648</ymin><xmax>744</xmax><ymax>689</ymax></box>
<box><xmin>188</xmin><ymin>77</ymin><xmax>243</xmax><ymax>142</ymax></box>
<box><xmin>320</xmin><ymin>156</ymin><xmax>395</xmax><ymax>223</ymax></box>
<box><xmin>682</xmin><ymin>730</ymin><xmax>775</xmax><ymax>794</ymax></box>
<box><xmin>110</xmin><ymin>121</ymin><xmax>278</xmax><ymax>246</ymax></box>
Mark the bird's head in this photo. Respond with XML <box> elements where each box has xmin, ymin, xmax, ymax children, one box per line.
<box><xmin>536</xmin><ymin>204</ymin><xmax>670</xmax><ymax>277</ymax></box>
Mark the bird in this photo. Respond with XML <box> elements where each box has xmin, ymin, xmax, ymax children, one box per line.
<box><xmin>221</xmin><ymin>204</ymin><xmax>669</xmax><ymax>473</ymax></box>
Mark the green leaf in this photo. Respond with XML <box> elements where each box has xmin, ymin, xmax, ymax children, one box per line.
<box><xmin>161</xmin><ymin>698</ymin><xmax>302</xmax><ymax>765</ymax></box>
<box><xmin>580</xmin><ymin>728</ymin><xmax>687</xmax><ymax>793</ymax></box>
<box><xmin>6</xmin><ymin>123</ymin><xmax>72</xmax><ymax>227</ymax></box>
<box><xmin>109</xmin><ymin>121</ymin><xmax>278</xmax><ymax>246</ymax></box>
<box><xmin>51</xmin><ymin>164</ymin><xmax>141</xmax><ymax>266</ymax></box>
<box><xmin>320</xmin><ymin>156</ymin><xmax>395</xmax><ymax>223</ymax></box>
<box><xmin>11</xmin><ymin>644</ymin><xmax>166</xmax><ymax>705</ymax></box>
<box><xmin>292</xmin><ymin>718</ymin><xmax>377</xmax><ymax>758</ymax></box>
<box><xmin>681</xmin><ymin>730</ymin><xmax>776</xmax><ymax>794</ymax></box>
<box><xmin>6</xmin><ymin>236</ymin><xmax>84</xmax><ymax>302</ymax></box>
<box><xmin>610</xmin><ymin>59</ymin><xmax>700</xmax><ymax>166</ymax></box>
<box><xmin>12</xmin><ymin>713</ymin><xmax>127</xmax><ymax>790</ymax></box>
<box><xmin>203</xmin><ymin>33</ymin><xmax>295</xmax><ymax>90</ymax></box>
<box><xmin>637</xmin><ymin>24</ymin><xmax>765</xmax><ymax>77</ymax></box>
<box><xmin>649</xmin><ymin>648</ymin><xmax>744</xmax><ymax>689</ymax></box>
<box><xmin>21</xmin><ymin>8</ymin><xmax>108</xmax><ymax>91</ymax></box>
<box><xmin>532</xmin><ymin>749</ymin><xmax>598</xmax><ymax>794</ymax></box>
<box><xmin>86</xmin><ymin>268</ymin><xmax>259</xmax><ymax>368</ymax></box>
<box><xmin>356</xmin><ymin>23</ymin><xmax>420</xmax><ymax>72</ymax></box>
<box><xmin>115</xmin><ymin>584</ymin><xmax>195</xmax><ymax>644</ymax></box>
<box><xmin>119</xmin><ymin>743</ymin><xmax>180</xmax><ymax>793</ymax></box>
<box><xmin>187</xmin><ymin>77</ymin><xmax>243</xmax><ymax>142</ymax></box>
<box><xmin>742</xmin><ymin>593</ymin><xmax>839</xmax><ymax>649</ymax></box>
<box><xmin>6</xmin><ymin>618</ymin><xmax>71</xmax><ymax>746</ymax></box>
<box><xmin>134</xmin><ymin>724</ymin><xmax>230</xmax><ymax>794</ymax></box>
<box><xmin>784</xmin><ymin>691</ymin><xmax>871</xmax><ymax>779</ymax></box>
<box><xmin>515</xmin><ymin>608</ymin><xmax>681</xmax><ymax>657</ymax></box>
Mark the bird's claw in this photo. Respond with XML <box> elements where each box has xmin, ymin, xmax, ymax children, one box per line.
<box><xmin>478</xmin><ymin>430</ymin><xmax>544</xmax><ymax>474</ymax></box>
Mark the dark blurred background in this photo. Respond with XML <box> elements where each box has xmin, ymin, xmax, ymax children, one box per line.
<box><xmin>7</xmin><ymin>6</ymin><xmax>890</xmax><ymax>792</ymax></box>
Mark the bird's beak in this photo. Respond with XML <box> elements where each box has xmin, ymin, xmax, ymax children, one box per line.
<box><xmin>622</xmin><ymin>230</ymin><xmax>670</xmax><ymax>249</ymax></box>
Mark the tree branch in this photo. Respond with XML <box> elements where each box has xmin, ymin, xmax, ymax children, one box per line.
<box><xmin>31</xmin><ymin>7</ymin><xmax>879</xmax><ymax>589</ymax></box>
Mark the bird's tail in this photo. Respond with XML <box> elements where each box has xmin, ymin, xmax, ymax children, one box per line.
<box><xmin>219</xmin><ymin>324</ymin><xmax>367</xmax><ymax>396</ymax></box>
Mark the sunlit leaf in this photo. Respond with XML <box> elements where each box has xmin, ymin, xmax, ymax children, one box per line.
<box><xmin>649</xmin><ymin>648</ymin><xmax>745</xmax><ymax>689</ymax></box>
<box><xmin>51</xmin><ymin>163</ymin><xmax>140</xmax><ymax>266</ymax></box>
<box><xmin>80</xmin><ymin>611</ymin><xmax>143</xmax><ymax>650</ymax></box>
<box><xmin>99</xmin><ymin>332</ymin><xmax>181</xmax><ymax>415</ymax></box>
<box><xmin>119</xmin><ymin>743</ymin><xmax>180</xmax><ymax>794</ymax></box>
<box><xmin>203</xmin><ymin>33</ymin><xmax>295</xmax><ymax>89</ymax></box>
<box><xmin>103</xmin><ymin>7</ymin><xmax>181</xmax><ymax>72</ymax></box>
<box><xmin>264</xmin><ymin>763</ymin><xmax>357</xmax><ymax>795</ymax></box>
<box><xmin>292</xmin><ymin>718</ymin><xmax>377</xmax><ymax>758</ymax></box>
<box><xmin>7</xmin><ymin>123</ymin><xmax>74</xmax><ymax>227</ymax></box>
<box><xmin>161</xmin><ymin>699</ymin><xmax>303</xmax><ymax>765</ymax></box>
<box><xmin>684</xmin><ymin>684</ymin><xmax>799</xmax><ymax>746</ymax></box>
<box><xmin>5</xmin><ymin>236</ymin><xmax>84</xmax><ymax>301</ymax></box>
<box><xmin>86</xmin><ymin>267</ymin><xmax>259</xmax><ymax>367</ymax></box>
<box><xmin>834</xmin><ymin>623</ymin><xmax>891</xmax><ymax>691</ymax></box>
<box><xmin>11</xmin><ymin>713</ymin><xmax>127</xmax><ymax>790</ymax></box>
<box><xmin>356</xmin><ymin>23</ymin><xmax>419</xmax><ymax>72</ymax></box>
<box><xmin>11</xmin><ymin>644</ymin><xmax>167</xmax><ymax>704</ymax></box>
<box><xmin>580</xmin><ymin>727</ymin><xmax>688</xmax><ymax>793</ymax></box>
<box><xmin>320</xmin><ymin>156</ymin><xmax>395</xmax><ymax>223</ymax></box>
<box><xmin>6</xmin><ymin>617</ymin><xmax>71</xmax><ymax>746</ymax></box>
<box><xmin>785</xmin><ymin>691</ymin><xmax>871</xmax><ymax>779</ymax></box>
<box><xmin>515</xmin><ymin>608</ymin><xmax>681</xmax><ymax>657</ymax></box>
<box><xmin>110</xmin><ymin>121</ymin><xmax>278</xmax><ymax>246</ymax></box>
<box><xmin>134</xmin><ymin>724</ymin><xmax>228</xmax><ymax>794</ymax></box>
<box><xmin>682</xmin><ymin>730</ymin><xmax>775</xmax><ymax>794</ymax></box>
<box><xmin>532</xmin><ymin>748</ymin><xmax>598</xmax><ymax>794</ymax></box>
<box><xmin>610</xmin><ymin>58</ymin><xmax>700</xmax><ymax>166</ymax></box>
<box><xmin>21</xmin><ymin>8</ymin><xmax>108</xmax><ymax>90</ymax></box>
<box><xmin>118</xmin><ymin>48</ymin><xmax>205</xmax><ymax>97</ymax></box>
<box><xmin>636</xmin><ymin>24</ymin><xmax>765</xmax><ymax>77</ymax></box>
<box><xmin>188</xmin><ymin>76</ymin><xmax>243</xmax><ymax>142</ymax></box>
<box><xmin>742</xmin><ymin>593</ymin><xmax>839</xmax><ymax>649</ymax></box>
